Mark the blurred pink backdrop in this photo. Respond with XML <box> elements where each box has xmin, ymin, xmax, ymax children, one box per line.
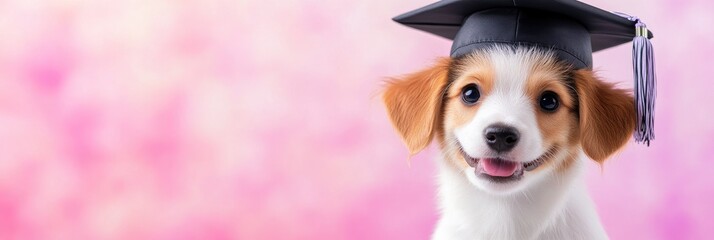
<box><xmin>0</xmin><ymin>0</ymin><xmax>712</xmax><ymax>239</ymax></box>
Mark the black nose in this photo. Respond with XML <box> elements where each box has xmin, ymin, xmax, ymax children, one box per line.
<box><xmin>484</xmin><ymin>125</ymin><xmax>520</xmax><ymax>152</ymax></box>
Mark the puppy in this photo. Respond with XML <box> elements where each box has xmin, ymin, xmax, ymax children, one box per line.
<box><xmin>383</xmin><ymin>45</ymin><xmax>635</xmax><ymax>240</ymax></box>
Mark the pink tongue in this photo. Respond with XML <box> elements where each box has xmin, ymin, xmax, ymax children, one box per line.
<box><xmin>481</xmin><ymin>158</ymin><xmax>518</xmax><ymax>177</ymax></box>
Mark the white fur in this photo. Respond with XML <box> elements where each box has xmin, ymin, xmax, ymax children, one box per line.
<box><xmin>433</xmin><ymin>152</ymin><xmax>607</xmax><ymax>240</ymax></box>
<box><xmin>434</xmin><ymin>47</ymin><xmax>608</xmax><ymax>240</ymax></box>
<box><xmin>455</xmin><ymin>47</ymin><xmax>546</xmax><ymax>194</ymax></box>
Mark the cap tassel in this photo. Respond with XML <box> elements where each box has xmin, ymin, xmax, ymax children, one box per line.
<box><xmin>632</xmin><ymin>20</ymin><xmax>656</xmax><ymax>146</ymax></box>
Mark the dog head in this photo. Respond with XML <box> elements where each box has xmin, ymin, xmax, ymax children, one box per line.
<box><xmin>383</xmin><ymin>45</ymin><xmax>635</xmax><ymax>194</ymax></box>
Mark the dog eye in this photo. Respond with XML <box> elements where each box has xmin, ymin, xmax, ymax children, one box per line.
<box><xmin>461</xmin><ymin>84</ymin><xmax>480</xmax><ymax>105</ymax></box>
<box><xmin>539</xmin><ymin>91</ymin><xmax>559</xmax><ymax>112</ymax></box>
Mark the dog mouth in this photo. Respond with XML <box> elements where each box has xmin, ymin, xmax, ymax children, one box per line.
<box><xmin>459</xmin><ymin>147</ymin><xmax>557</xmax><ymax>182</ymax></box>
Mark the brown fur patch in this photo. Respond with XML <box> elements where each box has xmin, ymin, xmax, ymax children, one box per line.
<box><xmin>573</xmin><ymin>69</ymin><xmax>636</xmax><ymax>163</ymax></box>
<box><xmin>382</xmin><ymin>57</ymin><xmax>451</xmax><ymax>155</ymax></box>
<box><xmin>440</xmin><ymin>55</ymin><xmax>495</xmax><ymax>169</ymax></box>
<box><xmin>524</xmin><ymin>59</ymin><xmax>580</xmax><ymax>172</ymax></box>
<box><xmin>443</xmin><ymin>55</ymin><xmax>495</xmax><ymax>130</ymax></box>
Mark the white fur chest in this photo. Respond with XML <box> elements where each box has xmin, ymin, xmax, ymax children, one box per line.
<box><xmin>431</xmin><ymin>154</ymin><xmax>608</xmax><ymax>240</ymax></box>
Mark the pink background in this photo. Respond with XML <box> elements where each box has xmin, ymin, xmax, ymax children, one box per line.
<box><xmin>0</xmin><ymin>0</ymin><xmax>712</xmax><ymax>239</ymax></box>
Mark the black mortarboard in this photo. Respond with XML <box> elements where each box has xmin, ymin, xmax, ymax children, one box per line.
<box><xmin>393</xmin><ymin>0</ymin><xmax>657</xmax><ymax>144</ymax></box>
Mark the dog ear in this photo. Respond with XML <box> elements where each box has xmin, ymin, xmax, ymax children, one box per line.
<box><xmin>573</xmin><ymin>69</ymin><xmax>635</xmax><ymax>163</ymax></box>
<box><xmin>383</xmin><ymin>58</ymin><xmax>451</xmax><ymax>155</ymax></box>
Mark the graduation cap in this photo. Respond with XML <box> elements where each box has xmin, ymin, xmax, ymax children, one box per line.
<box><xmin>394</xmin><ymin>0</ymin><xmax>656</xmax><ymax>145</ymax></box>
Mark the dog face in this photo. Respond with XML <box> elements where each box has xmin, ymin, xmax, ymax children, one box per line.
<box><xmin>384</xmin><ymin>46</ymin><xmax>635</xmax><ymax>194</ymax></box>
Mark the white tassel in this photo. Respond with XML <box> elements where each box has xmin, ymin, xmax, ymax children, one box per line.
<box><xmin>632</xmin><ymin>21</ymin><xmax>656</xmax><ymax>146</ymax></box>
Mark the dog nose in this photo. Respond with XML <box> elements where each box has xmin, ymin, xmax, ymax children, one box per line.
<box><xmin>484</xmin><ymin>125</ymin><xmax>520</xmax><ymax>152</ymax></box>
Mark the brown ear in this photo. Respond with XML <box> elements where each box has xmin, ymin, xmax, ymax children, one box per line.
<box><xmin>383</xmin><ymin>58</ymin><xmax>451</xmax><ymax>155</ymax></box>
<box><xmin>573</xmin><ymin>69</ymin><xmax>636</xmax><ymax>163</ymax></box>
